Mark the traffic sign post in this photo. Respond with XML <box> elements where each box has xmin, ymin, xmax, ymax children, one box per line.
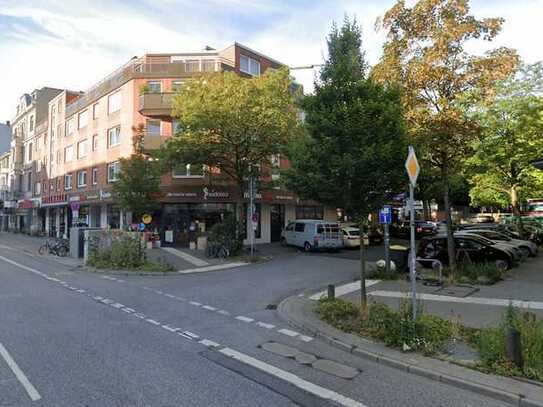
<box><xmin>379</xmin><ymin>205</ymin><xmax>392</xmax><ymax>274</ymax></box>
<box><xmin>405</xmin><ymin>146</ymin><xmax>420</xmax><ymax>320</ymax></box>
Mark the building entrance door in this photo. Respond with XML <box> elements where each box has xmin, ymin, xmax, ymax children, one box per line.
<box><xmin>270</xmin><ymin>204</ymin><xmax>284</xmax><ymax>242</ymax></box>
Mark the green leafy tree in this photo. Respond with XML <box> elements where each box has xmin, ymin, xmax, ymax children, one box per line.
<box><xmin>161</xmin><ymin>68</ymin><xmax>299</xmax><ymax>239</ymax></box>
<box><xmin>372</xmin><ymin>0</ymin><xmax>519</xmax><ymax>273</ymax></box>
<box><xmin>466</xmin><ymin>63</ymin><xmax>543</xmax><ymax>214</ymax></box>
<box><xmin>284</xmin><ymin>17</ymin><xmax>407</xmax><ymax>306</ymax></box>
<box><xmin>113</xmin><ymin>125</ymin><xmax>162</xmax><ymax>222</ymax></box>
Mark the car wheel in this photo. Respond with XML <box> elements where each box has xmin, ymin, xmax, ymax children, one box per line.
<box><xmin>519</xmin><ymin>247</ymin><xmax>531</xmax><ymax>258</ymax></box>
<box><xmin>280</xmin><ymin>237</ymin><xmax>287</xmax><ymax>247</ymax></box>
<box><xmin>495</xmin><ymin>259</ymin><xmax>509</xmax><ymax>273</ymax></box>
<box><xmin>303</xmin><ymin>242</ymin><xmax>312</xmax><ymax>252</ymax></box>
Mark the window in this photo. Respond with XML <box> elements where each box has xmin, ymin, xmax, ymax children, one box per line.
<box><xmin>172</xmin><ymin>163</ymin><xmax>204</xmax><ymax>177</ymax></box>
<box><xmin>77</xmin><ymin>170</ymin><xmax>87</xmax><ymax>187</ymax></box>
<box><xmin>35</xmin><ymin>182</ymin><xmax>41</xmax><ymax>195</ymax></box>
<box><xmin>56</xmin><ymin>177</ymin><xmax>60</xmax><ymax>191</ymax></box>
<box><xmin>56</xmin><ymin>150</ymin><xmax>61</xmax><ymax>164</ymax></box>
<box><xmin>78</xmin><ymin>110</ymin><xmax>88</xmax><ymax>129</ymax></box>
<box><xmin>286</xmin><ymin>223</ymin><xmax>294</xmax><ymax>231</ymax></box>
<box><xmin>26</xmin><ymin>172</ymin><xmax>32</xmax><ymax>191</ymax></box>
<box><xmin>27</xmin><ymin>143</ymin><xmax>32</xmax><ymax>162</ymax></box>
<box><xmin>77</xmin><ymin>139</ymin><xmax>88</xmax><ymax>159</ymax></box>
<box><xmin>172</xmin><ymin>81</ymin><xmax>183</xmax><ymax>92</ymax></box>
<box><xmin>64</xmin><ymin>174</ymin><xmax>72</xmax><ymax>190</ymax></box>
<box><xmin>64</xmin><ymin>145</ymin><xmax>74</xmax><ymax>162</ymax></box>
<box><xmin>92</xmin><ymin>167</ymin><xmax>98</xmax><ymax>185</ymax></box>
<box><xmin>172</xmin><ymin>119</ymin><xmax>183</xmax><ymax>135</ymax></box>
<box><xmin>271</xmin><ymin>154</ymin><xmax>280</xmax><ymax>181</ymax></box>
<box><xmin>147</xmin><ymin>81</ymin><xmax>162</xmax><ymax>93</ymax></box>
<box><xmin>108</xmin><ymin>91</ymin><xmax>121</xmax><ymax>114</ymax></box>
<box><xmin>57</xmin><ymin>124</ymin><xmax>62</xmax><ymax>139</ymax></box>
<box><xmin>92</xmin><ymin>134</ymin><xmax>98</xmax><ymax>151</ymax></box>
<box><xmin>146</xmin><ymin>120</ymin><xmax>161</xmax><ymax>136</ymax></box>
<box><xmin>240</xmin><ymin>55</ymin><xmax>260</xmax><ymax>76</ymax></box>
<box><xmin>66</xmin><ymin>117</ymin><xmax>75</xmax><ymax>135</ymax></box>
<box><xmin>108</xmin><ymin>126</ymin><xmax>121</xmax><ymax>147</ymax></box>
<box><xmin>92</xmin><ymin>103</ymin><xmax>99</xmax><ymax>119</ymax></box>
<box><xmin>107</xmin><ymin>161</ymin><xmax>120</xmax><ymax>182</ymax></box>
<box><xmin>29</xmin><ymin>115</ymin><xmax>34</xmax><ymax>132</ymax></box>
<box><xmin>294</xmin><ymin>223</ymin><xmax>305</xmax><ymax>232</ymax></box>
<box><xmin>295</xmin><ymin>206</ymin><xmax>323</xmax><ymax>220</ymax></box>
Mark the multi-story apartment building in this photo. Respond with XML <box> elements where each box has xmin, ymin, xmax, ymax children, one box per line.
<box><xmin>11</xmin><ymin>43</ymin><xmax>335</xmax><ymax>244</ymax></box>
<box><xmin>8</xmin><ymin>88</ymin><xmax>63</xmax><ymax>233</ymax></box>
<box><xmin>0</xmin><ymin>121</ymin><xmax>11</xmax><ymax>230</ymax></box>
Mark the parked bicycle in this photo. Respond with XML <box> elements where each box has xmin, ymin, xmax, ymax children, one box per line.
<box><xmin>205</xmin><ymin>241</ymin><xmax>230</xmax><ymax>260</ymax></box>
<box><xmin>38</xmin><ymin>237</ymin><xmax>69</xmax><ymax>257</ymax></box>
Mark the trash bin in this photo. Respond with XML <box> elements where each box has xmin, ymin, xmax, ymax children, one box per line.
<box><xmin>390</xmin><ymin>244</ymin><xmax>409</xmax><ymax>273</ymax></box>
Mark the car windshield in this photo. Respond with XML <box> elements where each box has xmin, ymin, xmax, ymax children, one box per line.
<box><xmin>345</xmin><ymin>229</ymin><xmax>359</xmax><ymax>236</ymax></box>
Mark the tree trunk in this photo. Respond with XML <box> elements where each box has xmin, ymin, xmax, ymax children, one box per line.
<box><xmin>443</xmin><ymin>185</ymin><xmax>457</xmax><ymax>274</ymax></box>
<box><xmin>359</xmin><ymin>218</ymin><xmax>367</xmax><ymax>308</ymax></box>
<box><xmin>511</xmin><ymin>186</ymin><xmax>520</xmax><ymax>216</ymax></box>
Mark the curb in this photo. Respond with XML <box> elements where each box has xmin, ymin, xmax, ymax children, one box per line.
<box><xmin>277</xmin><ymin>295</ymin><xmax>543</xmax><ymax>407</ymax></box>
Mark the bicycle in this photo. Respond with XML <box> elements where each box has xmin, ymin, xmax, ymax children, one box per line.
<box><xmin>205</xmin><ymin>241</ymin><xmax>229</xmax><ymax>260</ymax></box>
<box><xmin>38</xmin><ymin>238</ymin><xmax>69</xmax><ymax>257</ymax></box>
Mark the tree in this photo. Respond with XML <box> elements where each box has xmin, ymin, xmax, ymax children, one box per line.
<box><xmin>372</xmin><ymin>0</ymin><xmax>519</xmax><ymax>273</ymax></box>
<box><xmin>284</xmin><ymin>17</ymin><xmax>407</xmax><ymax>306</ymax></box>
<box><xmin>161</xmin><ymin>68</ymin><xmax>299</xmax><ymax>240</ymax></box>
<box><xmin>466</xmin><ymin>63</ymin><xmax>543</xmax><ymax>214</ymax></box>
<box><xmin>113</xmin><ymin>125</ymin><xmax>162</xmax><ymax>222</ymax></box>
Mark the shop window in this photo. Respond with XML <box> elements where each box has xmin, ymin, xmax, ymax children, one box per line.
<box><xmin>296</xmin><ymin>206</ymin><xmax>323</xmax><ymax>220</ymax></box>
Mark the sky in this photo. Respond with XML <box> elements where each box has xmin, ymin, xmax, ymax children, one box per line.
<box><xmin>0</xmin><ymin>0</ymin><xmax>542</xmax><ymax>122</ymax></box>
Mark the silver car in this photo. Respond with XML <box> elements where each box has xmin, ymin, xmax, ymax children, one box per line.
<box><xmin>460</xmin><ymin>229</ymin><xmax>537</xmax><ymax>258</ymax></box>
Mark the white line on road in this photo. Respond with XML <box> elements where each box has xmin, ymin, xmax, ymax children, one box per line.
<box><xmin>255</xmin><ymin>322</ymin><xmax>275</xmax><ymax>329</ymax></box>
<box><xmin>277</xmin><ymin>328</ymin><xmax>300</xmax><ymax>337</ymax></box>
<box><xmin>177</xmin><ymin>262</ymin><xmax>249</xmax><ymax>274</ymax></box>
<box><xmin>369</xmin><ymin>290</ymin><xmax>543</xmax><ymax>310</ymax></box>
<box><xmin>219</xmin><ymin>347</ymin><xmax>368</xmax><ymax>407</ymax></box>
<box><xmin>189</xmin><ymin>301</ymin><xmax>202</xmax><ymax>306</ymax></box>
<box><xmin>145</xmin><ymin>319</ymin><xmax>161</xmax><ymax>325</ymax></box>
<box><xmin>235</xmin><ymin>316</ymin><xmax>254</xmax><ymax>323</ymax></box>
<box><xmin>161</xmin><ymin>247</ymin><xmax>210</xmax><ymax>267</ymax></box>
<box><xmin>199</xmin><ymin>339</ymin><xmax>220</xmax><ymax>348</ymax></box>
<box><xmin>202</xmin><ymin>305</ymin><xmax>217</xmax><ymax>311</ymax></box>
<box><xmin>0</xmin><ymin>342</ymin><xmax>41</xmax><ymax>402</ymax></box>
<box><xmin>309</xmin><ymin>280</ymin><xmax>382</xmax><ymax>301</ymax></box>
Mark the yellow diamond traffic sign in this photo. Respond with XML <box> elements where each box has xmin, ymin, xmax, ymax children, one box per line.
<box><xmin>405</xmin><ymin>146</ymin><xmax>420</xmax><ymax>186</ymax></box>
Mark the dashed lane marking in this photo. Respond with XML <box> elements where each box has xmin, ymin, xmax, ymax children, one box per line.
<box><xmin>235</xmin><ymin>316</ymin><xmax>254</xmax><ymax>323</ymax></box>
<box><xmin>278</xmin><ymin>329</ymin><xmax>300</xmax><ymax>338</ymax></box>
<box><xmin>256</xmin><ymin>322</ymin><xmax>275</xmax><ymax>329</ymax></box>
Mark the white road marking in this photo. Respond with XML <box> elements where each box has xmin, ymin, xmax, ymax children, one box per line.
<box><xmin>182</xmin><ymin>331</ymin><xmax>199</xmax><ymax>339</ymax></box>
<box><xmin>0</xmin><ymin>255</ymin><xmax>43</xmax><ymax>276</ymax></box>
<box><xmin>298</xmin><ymin>335</ymin><xmax>314</xmax><ymax>342</ymax></box>
<box><xmin>309</xmin><ymin>280</ymin><xmax>382</xmax><ymax>301</ymax></box>
<box><xmin>219</xmin><ymin>348</ymin><xmax>368</xmax><ymax>407</ymax></box>
<box><xmin>164</xmin><ymin>294</ymin><xmax>176</xmax><ymax>298</ymax></box>
<box><xmin>278</xmin><ymin>328</ymin><xmax>300</xmax><ymax>337</ymax></box>
<box><xmin>162</xmin><ymin>247</ymin><xmax>210</xmax><ymax>267</ymax></box>
<box><xmin>189</xmin><ymin>301</ymin><xmax>202</xmax><ymax>306</ymax></box>
<box><xmin>110</xmin><ymin>303</ymin><xmax>125</xmax><ymax>309</ymax></box>
<box><xmin>145</xmin><ymin>319</ymin><xmax>161</xmax><ymax>325</ymax></box>
<box><xmin>369</xmin><ymin>290</ymin><xmax>543</xmax><ymax>310</ymax></box>
<box><xmin>177</xmin><ymin>262</ymin><xmax>248</xmax><ymax>274</ymax></box>
<box><xmin>202</xmin><ymin>305</ymin><xmax>217</xmax><ymax>311</ymax></box>
<box><xmin>133</xmin><ymin>313</ymin><xmax>146</xmax><ymax>319</ymax></box>
<box><xmin>122</xmin><ymin>308</ymin><xmax>134</xmax><ymax>314</ymax></box>
<box><xmin>199</xmin><ymin>339</ymin><xmax>220</xmax><ymax>348</ymax></box>
<box><xmin>235</xmin><ymin>316</ymin><xmax>254</xmax><ymax>323</ymax></box>
<box><xmin>255</xmin><ymin>322</ymin><xmax>275</xmax><ymax>329</ymax></box>
<box><xmin>0</xmin><ymin>342</ymin><xmax>41</xmax><ymax>402</ymax></box>
<box><xmin>217</xmin><ymin>310</ymin><xmax>231</xmax><ymax>316</ymax></box>
<box><xmin>101</xmin><ymin>299</ymin><xmax>114</xmax><ymax>304</ymax></box>
<box><xmin>162</xmin><ymin>325</ymin><xmax>180</xmax><ymax>333</ymax></box>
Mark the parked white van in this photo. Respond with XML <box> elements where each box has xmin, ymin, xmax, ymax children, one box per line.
<box><xmin>281</xmin><ymin>220</ymin><xmax>344</xmax><ymax>252</ymax></box>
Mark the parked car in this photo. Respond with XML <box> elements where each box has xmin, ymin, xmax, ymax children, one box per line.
<box><xmin>417</xmin><ymin>235</ymin><xmax>513</xmax><ymax>272</ymax></box>
<box><xmin>459</xmin><ymin>229</ymin><xmax>537</xmax><ymax>257</ymax></box>
<box><xmin>281</xmin><ymin>220</ymin><xmax>343</xmax><ymax>252</ymax></box>
<box><xmin>342</xmin><ymin>227</ymin><xmax>361</xmax><ymax>248</ymax></box>
<box><xmin>453</xmin><ymin>232</ymin><xmax>523</xmax><ymax>262</ymax></box>
<box><xmin>391</xmin><ymin>220</ymin><xmax>436</xmax><ymax>238</ymax></box>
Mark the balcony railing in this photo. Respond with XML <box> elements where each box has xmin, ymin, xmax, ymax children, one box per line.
<box><xmin>66</xmin><ymin>57</ymin><xmax>233</xmax><ymax>117</ymax></box>
<box><xmin>139</xmin><ymin>92</ymin><xmax>174</xmax><ymax>117</ymax></box>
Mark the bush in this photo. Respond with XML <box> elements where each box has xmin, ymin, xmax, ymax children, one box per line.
<box><xmin>317</xmin><ymin>298</ymin><xmax>359</xmax><ymax>332</ymax></box>
<box><xmin>458</xmin><ymin>262</ymin><xmax>503</xmax><ymax>285</ymax></box>
<box><xmin>476</xmin><ymin>306</ymin><xmax>543</xmax><ymax>381</ymax></box>
<box><xmin>88</xmin><ymin>231</ymin><xmax>145</xmax><ymax>269</ymax></box>
<box><xmin>208</xmin><ymin>214</ymin><xmax>243</xmax><ymax>256</ymax></box>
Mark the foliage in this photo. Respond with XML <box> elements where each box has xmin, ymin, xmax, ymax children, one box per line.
<box><xmin>372</xmin><ymin>0</ymin><xmax>519</xmax><ymax>272</ymax></box>
<box><xmin>475</xmin><ymin>306</ymin><xmax>543</xmax><ymax>382</ymax></box>
<box><xmin>317</xmin><ymin>297</ymin><xmax>360</xmax><ymax>331</ymax></box>
<box><xmin>139</xmin><ymin>84</ymin><xmax>150</xmax><ymax>95</ymax></box>
<box><xmin>466</xmin><ymin>63</ymin><xmax>543</xmax><ymax>212</ymax></box>
<box><xmin>88</xmin><ymin>232</ymin><xmax>145</xmax><ymax>269</ymax></box>
<box><xmin>457</xmin><ymin>262</ymin><xmax>503</xmax><ymax>285</ymax></box>
<box><xmin>284</xmin><ymin>17</ymin><xmax>406</xmax><ymax>221</ymax></box>
<box><xmin>113</xmin><ymin>125</ymin><xmax>162</xmax><ymax>221</ymax></box>
<box><xmin>207</xmin><ymin>214</ymin><xmax>243</xmax><ymax>256</ymax></box>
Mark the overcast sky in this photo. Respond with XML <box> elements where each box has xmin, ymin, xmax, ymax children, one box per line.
<box><xmin>0</xmin><ymin>0</ymin><xmax>541</xmax><ymax>122</ymax></box>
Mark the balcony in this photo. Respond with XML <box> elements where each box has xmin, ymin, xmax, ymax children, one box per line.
<box><xmin>139</xmin><ymin>92</ymin><xmax>174</xmax><ymax>117</ymax></box>
<box><xmin>143</xmin><ymin>132</ymin><xmax>169</xmax><ymax>150</ymax></box>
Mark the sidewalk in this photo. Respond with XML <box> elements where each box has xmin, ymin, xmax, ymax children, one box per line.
<box><xmin>278</xmin><ymin>294</ymin><xmax>543</xmax><ymax>407</ymax></box>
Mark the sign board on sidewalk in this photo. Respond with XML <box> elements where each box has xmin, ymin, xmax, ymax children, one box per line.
<box><xmin>142</xmin><ymin>214</ymin><xmax>152</xmax><ymax>224</ymax></box>
<box><xmin>405</xmin><ymin>146</ymin><xmax>420</xmax><ymax>186</ymax></box>
<box><xmin>379</xmin><ymin>205</ymin><xmax>392</xmax><ymax>224</ymax></box>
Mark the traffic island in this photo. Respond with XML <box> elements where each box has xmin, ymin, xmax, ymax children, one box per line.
<box><xmin>278</xmin><ymin>294</ymin><xmax>543</xmax><ymax>407</ymax></box>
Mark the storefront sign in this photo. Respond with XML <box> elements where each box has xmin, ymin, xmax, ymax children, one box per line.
<box><xmin>70</xmin><ymin>202</ymin><xmax>80</xmax><ymax>211</ymax></box>
<box><xmin>85</xmin><ymin>193</ymin><xmax>100</xmax><ymax>201</ymax></box>
<box><xmin>275</xmin><ymin>194</ymin><xmax>295</xmax><ymax>201</ymax></box>
<box><xmin>165</xmin><ymin>230</ymin><xmax>174</xmax><ymax>243</ymax></box>
<box><xmin>42</xmin><ymin>194</ymin><xmax>67</xmax><ymax>206</ymax></box>
<box><xmin>244</xmin><ymin>192</ymin><xmax>263</xmax><ymax>199</ymax></box>
<box><xmin>100</xmin><ymin>190</ymin><xmax>112</xmax><ymax>200</ymax></box>
<box><xmin>18</xmin><ymin>200</ymin><xmax>33</xmax><ymax>209</ymax></box>
<box><xmin>203</xmin><ymin>187</ymin><xmax>229</xmax><ymax>200</ymax></box>
<box><xmin>69</xmin><ymin>195</ymin><xmax>80</xmax><ymax>202</ymax></box>
<box><xmin>166</xmin><ymin>192</ymin><xmax>198</xmax><ymax>198</ymax></box>
<box><xmin>3</xmin><ymin>200</ymin><xmax>16</xmax><ymax>209</ymax></box>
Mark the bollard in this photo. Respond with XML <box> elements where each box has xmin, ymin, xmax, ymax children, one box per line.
<box><xmin>327</xmin><ymin>284</ymin><xmax>335</xmax><ymax>300</ymax></box>
<box><xmin>505</xmin><ymin>327</ymin><xmax>523</xmax><ymax>369</ymax></box>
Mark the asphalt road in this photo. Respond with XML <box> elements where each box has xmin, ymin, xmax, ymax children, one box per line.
<box><xmin>0</xmin><ymin>235</ymin><xmax>513</xmax><ymax>407</ymax></box>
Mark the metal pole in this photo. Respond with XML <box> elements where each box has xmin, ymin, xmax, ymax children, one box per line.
<box><xmin>409</xmin><ymin>183</ymin><xmax>417</xmax><ymax>320</ymax></box>
<box><xmin>384</xmin><ymin>222</ymin><xmax>390</xmax><ymax>274</ymax></box>
<box><xmin>250</xmin><ymin>177</ymin><xmax>254</xmax><ymax>257</ymax></box>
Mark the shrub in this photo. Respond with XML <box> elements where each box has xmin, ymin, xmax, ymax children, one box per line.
<box><xmin>458</xmin><ymin>262</ymin><xmax>503</xmax><ymax>285</ymax></box>
<box><xmin>88</xmin><ymin>231</ymin><xmax>145</xmax><ymax>269</ymax></box>
<box><xmin>208</xmin><ymin>214</ymin><xmax>243</xmax><ymax>256</ymax></box>
<box><xmin>316</xmin><ymin>298</ymin><xmax>359</xmax><ymax>331</ymax></box>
